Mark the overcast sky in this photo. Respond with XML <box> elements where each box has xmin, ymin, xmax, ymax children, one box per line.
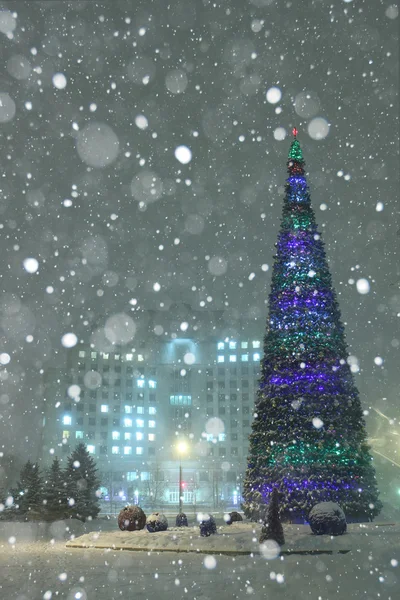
<box><xmin>0</xmin><ymin>0</ymin><xmax>398</xmax><ymax>467</ymax></box>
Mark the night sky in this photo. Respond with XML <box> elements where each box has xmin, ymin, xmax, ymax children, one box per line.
<box><xmin>0</xmin><ymin>0</ymin><xmax>399</xmax><ymax>485</ymax></box>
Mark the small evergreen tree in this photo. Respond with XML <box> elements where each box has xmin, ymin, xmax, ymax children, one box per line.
<box><xmin>12</xmin><ymin>461</ymin><xmax>44</xmax><ymax>518</ymax></box>
<box><xmin>65</xmin><ymin>443</ymin><xmax>100</xmax><ymax>522</ymax></box>
<box><xmin>43</xmin><ymin>457</ymin><xmax>67</xmax><ymax>520</ymax></box>
<box><xmin>259</xmin><ymin>488</ymin><xmax>285</xmax><ymax>546</ymax></box>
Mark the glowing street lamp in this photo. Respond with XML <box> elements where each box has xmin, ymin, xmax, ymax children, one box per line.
<box><xmin>177</xmin><ymin>441</ymin><xmax>188</xmax><ymax>513</ymax></box>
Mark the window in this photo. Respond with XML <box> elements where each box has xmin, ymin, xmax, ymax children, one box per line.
<box><xmin>229</xmin><ymin>355</ymin><xmax>237</xmax><ymax>363</ymax></box>
<box><xmin>101</xmin><ymin>417</ymin><xmax>108</xmax><ymax>426</ymax></box>
<box><xmin>115</xmin><ymin>354</ymin><xmax>120</xmax><ymax>361</ymax></box>
<box><xmin>125</xmin><ymin>353</ymin><xmax>133</xmax><ymax>361</ymax></box>
<box><xmin>136</xmin><ymin>447</ymin><xmax>143</xmax><ymax>455</ymax></box>
<box><xmin>207</xmin><ymin>395</ymin><xmax>213</xmax><ymax>403</ymax></box>
<box><xmin>137</xmin><ymin>379</ymin><xmax>145</xmax><ymax>388</ymax></box>
<box><xmin>207</xmin><ymin>408</ymin><xmax>214</xmax><ymax>416</ymax></box>
<box><xmin>100</xmin><ymin>446</ymin><xmax>107</xmax><ymax>455</ymax></box>
<box><xmin>124</xmin><ymin>405</ymin><xmax>132</xmax><ymax>414</ymax></box>
<box><xmin>231</xmin><ymin>447</ymin><xmax>238</xmax><ymax>456</ymax></box>
<box><xmin>148</xmin><ymin>447</ymin><xmax>155</xmax><ymax>456</ymax></box>
<box><xmin>219</xmin><ymin>447</ymin><xmax>226</xmax><ymax>457</ymax></box>
<box><xmin>77</xmin><ymin>417</ymin><xmax>83</xmax><ymax>426</ymax></box>
<box><xmin>149</xmin><ymin>407</ymin><xmax>156</xmax><ymax>415</ymax></box>
<box><xmin>253</xmin><ymin>353</ymin><xmax>261</xmax><ymax>361</ymax></box>
<box><xmin>149</xmin><ymin>380</ymin><xmax>156</xmax><ymax>389</ymax></box>
<box><xmin>218</xmin><ymin>380</ymin><xmax>225</xmax><ymax>389</ymax></box>
<box><xmin>112</xmin><ymin>446</ymin><xmax>120</xmax><ymax>454</ymax></box>
<box><xmin>62</xmin><ymin>430</ymin><xmax>70</xmax><ymax>439</ymax></box>
<box><xmin>149</xmin><ymin>393</ymin><xmax>156</xmax><ymax>403</ymax></box>
<box><xmin>217</xmin><ymin>342</ymin><xmax>225</xmax><ymax>350</ymax></box>
<box><xmin>89</xmin><ymin>404</ymin><xmax>96</xmax><ymax>412</ymax></box>
<box><xmin>252</xmin><ymin>341</ymin><xmax>261</xmax><ymax>348</ymax></box>
<box><xmin>241</xmin><ymin>354</ymin><xmax>249</xmax><ymax>362</ymax></box>
<box><xmin>170</xmin><ymin>395</ymin><xmax>192</xmax><ymax>406</ymax></box>
<box><xmin>124</xmin><ymin>432</ymin><xmax>131</xmax><ymax>441</ymax></box>
<box><xmin>241</xmin><ymin>341</ymin><xmax>248</xmax><ymax>349</ymax></box>
<box><xmin>76</xmin><ymin>431</ymin><xmax>84</xmax><ymax>439</ymax></box>
<box><xmin>242</xmin><ymin>380</ymin><xmax>249</xmax><ymax>388</ymax></box>
<box><xmin>232</xmin><ymin>433</ymin><xmax>238</xmax><ymax>441</ymax></box>
<box><xmin>231</xmin><ymin>393</ymin><xmax>237</xmax><ymax>402</ymax></box>
<box><xmin>88</xmin><ymin>417</ymin><xmax>96</xmax><ymax>426</ymax></box>
<box><xmin>230</xmin><ymin>379</ymin><xmax>237</xmax><ymax>388</ymax></box>
<box><xmin>112</xmin><ymin>431</ymin><xmax>120</xmax><ymax>440</ymax></box>
<box><xmin>242</xmin><ymin>393</ymin><xmax>249</xmax><ymax>402</ymax></box>
<box><xmin>149</xmin><ymin>420</ymin><xmax>156</xmax><ymax>428</ymax></box>
<box><xmin>229</xmin><ymin>341</ymin><xmax>237</xmax><ymax>349</ymax></box>
<box><xmin>137</xmin><ymin>406</ymin><xmax>144</xmax><ymax>414</ymax></box>
<box><xmin>113</xmin><ymin>418</ymin><xmax>119</xmax><ymax>426</ymax></box>
<box><xmin>102</xmin><ymin>353</ymin><xmax>109</xmax><ymax>360</ymax></box>
<box><xmin>87</xmin><ymin>445</ymin><xmax>95</xmax><ymax>454</ymax></box>
<box><xmin>91</xmin><ymin>352</ymin><xmax>97</xmax><ymax>359</ymax></box>
<box><xmin>79</xmin><ymin>350</ymin><xmax>85</xmax><ymax>358</ymax></box>
<box><xmin>218</xmin><ymin>393</ymin><xmax>225</xmax><ymax>402</ymax></box>
<box><xmin>126</xmin><ymin>472</ymin><xmax>137</xmax><ymax>481</ymax></box>
<box><xmin>217</xmin><ymin>355</ymin><xmax>224</xmax><ymax>363</ymax></box>
<box><xmin>124</xmin><ymin>446</ymin><xmax>132</xmax><ymax>455</ymax></box>
<box><xmin>114</xmin><ymin>378</ymin><xmax>121</xmax><ymax>387</ymax></box>
<box><xmin>136</xmin><ymin>419</ymin><xmax>144</xmax><ymax>428</ymax></box>
<box><xmin>243</xmin><ymin>406</ymin><xmax>250</xmax><ymax>414</ymax></box>
<box><xmin>102</xmin><ymin>392</ymin><xmax>108</xmax><ymax>400</ymax></box>
<box><xmin>87</xmin><ymin>431</ymin><xmax>95</xmax><ymax>440</ymax></box>
<box><xmin>63</xmin><ymin>415</ymin><xmax>72</xmax><ymax>425</ymax></box>
<box><xmin>243</xmin><ymin>420</ymin><xmax>250</xmax><ymax>428</ymax></box>
<box><xmin>218</xmin><ymin>433</ymin><xmax>226</xmax><ymax>441</ymax></box>
<box><xmin>148</xmin><ymin>433</ymin><xmax>155</xmax><ymax>441</ymax></box>
<box><xmin>218</xmin><ymin>407</ymin><xmax>226</xmax><ymax>415</ymax></box>
<box><xmin>100</xmin><ymin>431</ymin><xmax>107</xmax><ymax>440</ymax></box>
<box><xmin>136</xmin><ymin>432</ymin><xmax>143</xmax><ymax>441</ymax></box>
<box><xmin>101</xmin><ymin>405</ymin><xmax>109</xmax><ymax>413</ymax></box>
<box><xmin>124</xmin><ymin>418</ymin><xmax>132</xmax><ymax>427</ymax></box>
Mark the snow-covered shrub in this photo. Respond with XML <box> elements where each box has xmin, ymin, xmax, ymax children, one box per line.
<box><xmin>199</xmin><ymin>514</ymin><xmax>217</xmax><ymax>537</ymax></box>
<box><xmin>117</xmin><ymin>505</ymin><xmax>146</xmax><ymax>531</ymax></box>
<box><xmin>224</xmin><ymin>511</ymin><xmax>243</xmax><ymax>525</ymax></box>
<box><xmin>309</xmin><ymin>502</ymin><xmax>347</xmax><ymax>536</ymax></box>
<box><xmin>146</xmin><ymin>512</ymin><xmax>168</xmax><ymax>533</ymax></box>
<box><xmin>175</xmin><ymin>512</ymin><xmax>188</xmax><ymax>527</ymax></box>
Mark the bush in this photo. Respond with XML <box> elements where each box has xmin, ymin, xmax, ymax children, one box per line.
<box><xmin>199</xmin><ymin>514</ymin><xmax>217</xmax><ymax>537</ymax></box>
<box><xmin>224</xmin><ymin>511</ymin><xmax>243</xmax><ymax>525</ymax></box>
<box><xmin>118</xmin><ymin>505</ymin><xmax>146</xmax><ymax>531</ymax></box>
<box><xmin>309</xmin><ymin>502</ymin><xmax>347</xmax><ymax>536</ymax></box>
<box><xmin>176</xmin><ymin>512</ymin><xmax>188</xmax><ymax>527</ymax></box>
<box><xmin>146</xmin><ymin>512</ymin><xmax>168</xmax><ymax>533</ymax></box>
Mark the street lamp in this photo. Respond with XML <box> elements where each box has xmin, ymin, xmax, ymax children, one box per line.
<box><xmin>177</xmin><ymin>441</ymin><xmax>188</xmax><ymax>513</ymax></box>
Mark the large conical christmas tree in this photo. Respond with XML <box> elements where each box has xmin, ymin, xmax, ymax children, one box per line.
<box><xmin>242</xmin><ymin>130</ymin><xmax>381</xmax><ymax>522</ymax></box>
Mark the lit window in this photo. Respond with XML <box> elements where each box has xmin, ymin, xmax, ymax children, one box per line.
<box><xmin>217</xmin><ymin>355</ymin><xmax>224</xmax><ymax>363</ymax></box>
<box><xmin>76</xmin><ymin>431</ymin><xmax>83</xmax><ymax>439</ymax></box>
<box><xmin>241</xmin><ymin>341</ymin><xmax>248</xmax><ymax>349</ymax></box>
<box><xmin>62</xmin><ymin>430</ymin><xmax>70</xmax><ymax>439</ymax></box>
<box><xmin>253</xmin><ymin>353</ymin><xmax>260</xmax><ymax>361</ymax></box>
<box><xmin>149</xmin><ymin>380</ymin><xmax>156</xmax><ymax>389</ymax></box>
<box><xmin>115</xmin><ymin>354</ymin><xmax>120</xmax><ymax>361</ymax></box>
<box><xmin>217</xmin><ymin>342</ymin><xmax>224</xmax><ymax>350</ymax></box>
<box><xmin>124</xmin><ymin>432</ymin><xmax>131</xmax><ymax>441</ymax></box>
<box><xmin>63</xmin><ymin>415</ymin><xmax>72</xmax><ymax>425</ymax></box>
<box><xmin>124</xmin><ymin>418</ymin><xmax>132</xmax><ymax>428</ymax></box>
<box><xmin>137</xmin><ymin>406</ymin><xmax>144</xmax><ymax>414</ymax></box>
<box><xmin>149</xmin><ymin>420</ymin><xmax>156</xmax><ymax>429</ymax></box>
<box><xmin>136</xmin><ymin>447</ymin><xmax>143</xmax><ymax>455</ymax></box>
<box><xmin>91</xmin><ymin>352</ymin><xmax>97</xmax><ymax>359</ymax></box>
<box><xmin>127</xmin><ymin>472</ymin><xmax>137</xmax><ymax>481</ymax></box>
<box><xmin>229</xmin><ymin>341</ymin><xmax>237</xmax><ymax>350</ymax></box>
<box><xmin>137</xmin><ymin>379</ymin><xmax>145</xmax><ymax>388</ymax></box>
<box><xmin>170</xmin><ymin>395</ymin><xmax>192</xmax><ymax>406</ymax></box>
<box><xmin>229</xmin><ymin>355</ymin><xmax>237</xmax><ymax>363</ymax></box>
<box><xmin>102</xmin><ymin>353</ymin><xmax>109</xmax><ymax>360</ymax></box>
<box><xmin>79</xmin><ymin>351</ymin><xmax>85</xmax><ymax>358</ymax></box>
<box><xmin>136</xmin><ymin>432</ymin><xmax>143</xmax><ymax>441</ymax></box>
<box><xmin>87</xmin><ymin>445</ymin><xmax>95</xmax><ymax>454</ymax></box>
<box><xmin>205</xmin><ymin>433</ymin><xmax>213</xmax><ymax>441</ymax></box>
<box><xmin>124</xmin><ymin>405</ymin><xmax>132</xmax><ymax>414</ymax></box>
<box><xmin>252</xmin><ymin>341</ymin><xmax>261</xmax><ymax>348</ymax></box>
<box><xmin>124</xmin><ymin>446</ymin><xmax>132</xmax><ymax>455</ymax></box>
<box><xmin>138</xmin><ymin>354</ymin><xmax>144</xmax><ymax>362</ymax></box>
<box><xmin>125</xmin><ymin>353</ymin><xmax>133</xmax><ymax>361</ymax></box>
<box><xmin>112</xmin><ymin>431</ymin><xmax>120</xmax><ymax>440</ymax></box>
<box><xmin>241</xmin><ymin>354</ymin><xmax>249</xmax><ymax>362</ymax></box>
<box><xmin>149</xmin><ymin>406</ymin><xmax>156</xmax><ymax>415</ymax></box>
<box><xmin>136</xmin><ymin>419</ymin><xmax>144</xmax><ymax>428</ymax></box>
<box><xmin>148</xmin><ymin>433</ymin><xmax>155</xmax><ymax>441</ymax></box>
<box><xmin>218</xmin><ymin>433</ymin><xmax>226</xmax><ymax>441</ymax></box>
<box><xmin>112</xmin><ymin>446</ymin><xmax>119</xmax><ymax>454</ymax></box>
<box><xmin>101</xmin><ymin>405</ymin><xmax>109</xmax><ymax>413</ymax></box>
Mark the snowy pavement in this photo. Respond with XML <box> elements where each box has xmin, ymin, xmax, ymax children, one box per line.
<box><xmin>0</xmin><ymin>524</ymin><xmax>399</xmax><ymax>600</ymax></box>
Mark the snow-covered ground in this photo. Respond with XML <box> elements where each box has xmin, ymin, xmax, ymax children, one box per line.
<box><xmin>1</xmin><ymin>524</ymin><xmax>399</xmax><ymax>600</ymax></box>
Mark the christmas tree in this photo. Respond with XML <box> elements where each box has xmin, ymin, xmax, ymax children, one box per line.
<box><xmin>43</xmin><ymin>457</ymin><xmax>67</xmax><ymax>520</ymax></box>
<box><xmin>12</xmin><ymin>460</ymin><xmax>44</xmax><ymax>517</ymax></box>
<box><xmin>242</xmin><ymin>130</ymin><xmax>381</xmax><ymax>523</ymax></box>
<box><xmin>65</xmin><ymin>443</ymin><xmax>101</xmax><ymax>522</ymax></box>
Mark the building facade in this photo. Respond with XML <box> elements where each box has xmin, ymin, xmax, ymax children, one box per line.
<box><xmin>41</xmin><ymin>333</ymin><xmax>262</xmax><ymax>511</ymax></box>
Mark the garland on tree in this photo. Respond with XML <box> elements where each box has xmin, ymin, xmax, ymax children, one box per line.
<box><xmin>242</xmin><ymin>129</ymin><xmax>381</xmax><ymax>522</ymax></box>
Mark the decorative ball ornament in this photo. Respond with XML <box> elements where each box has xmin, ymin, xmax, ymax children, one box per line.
<box><xmin>292</xmin><ymin>127</ymin><xmax>298</xmax><ymax>137</ymax></box>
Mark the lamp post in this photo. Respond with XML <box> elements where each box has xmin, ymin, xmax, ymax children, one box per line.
<box><xmin>177</xmin><ymin>441</ymin><xmax>188</xmax><ymax>513</ymax></box>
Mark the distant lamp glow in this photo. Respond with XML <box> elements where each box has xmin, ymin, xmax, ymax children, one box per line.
<box><xmin>177</xmin><ymin>441</ymin><xmax>188</xmax><ymax>455</ymax></box>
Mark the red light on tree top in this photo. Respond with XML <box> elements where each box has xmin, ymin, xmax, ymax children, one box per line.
<box><xmin>292</xmin><ymin>127</ymin><xmax>298</xmax><ymax>137</ymax></box>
